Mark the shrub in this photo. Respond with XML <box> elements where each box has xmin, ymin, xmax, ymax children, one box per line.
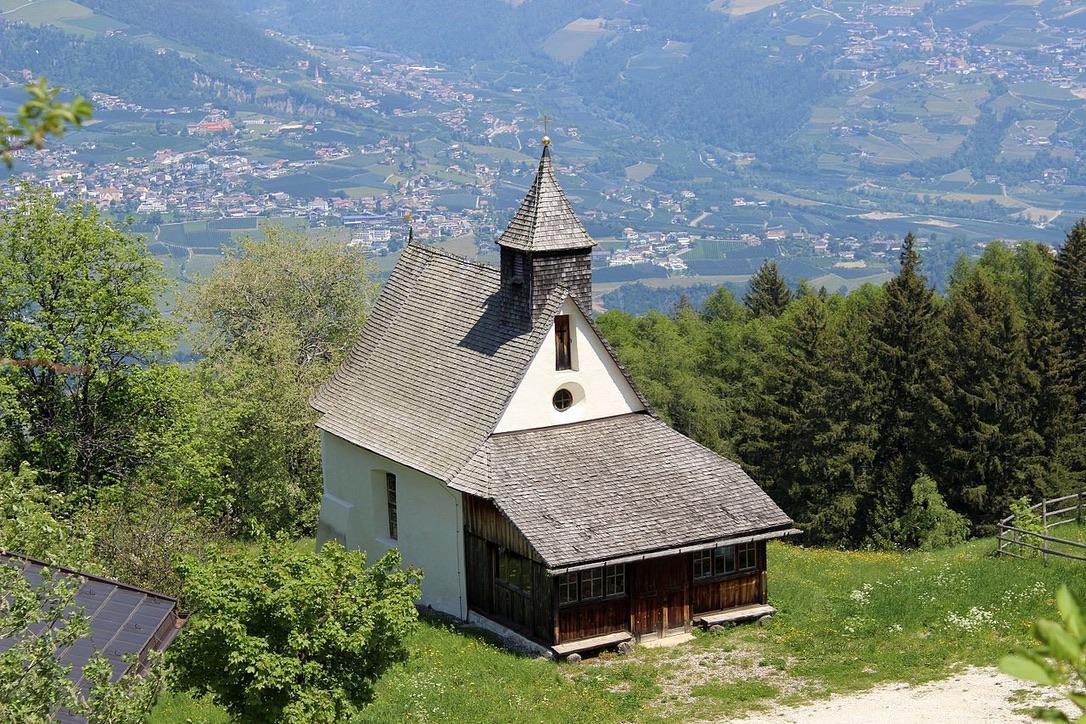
<box><xmin>1009</xmin><ymin>496</ymin><xmax>1045</xmax><ymax>559</ymax></box>
<box><xmin>171</xmin><ymin>539</ymin><xmax>421</xmax><ymax>723</ymax></box>
<box><xmin>905</xmin><ymin>475</ymin><xmax>969</xmax><ymax>550</ymax></box>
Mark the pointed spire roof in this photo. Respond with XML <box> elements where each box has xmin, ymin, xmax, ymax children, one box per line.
<box><xmin>496</xmin><ymin>139</ymin><xmax>596</xmax><ymax>253</ymax></box>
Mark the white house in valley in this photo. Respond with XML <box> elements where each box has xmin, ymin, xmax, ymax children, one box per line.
<box><xmin>310</xmin><ymin>138</ymin><xmax>795</xmax><ymax>656</ymax></box>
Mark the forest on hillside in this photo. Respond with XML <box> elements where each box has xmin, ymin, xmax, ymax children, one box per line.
<box><xmin>599</xmin><ymin>228</ymin><xmax>1086</xmax><ymax>548</ymax></box>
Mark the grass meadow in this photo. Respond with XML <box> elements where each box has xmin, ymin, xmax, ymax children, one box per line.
<box><xmin>152</xmin><ymin>538</ymin><xmax>1085</xmax><ymax>723</ymax></box>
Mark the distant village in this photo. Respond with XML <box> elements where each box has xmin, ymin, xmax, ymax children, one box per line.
<box><xmin>2</xmin><ymin>1</ymin><xmax>1082</xmax><ymax>276</ymax></box>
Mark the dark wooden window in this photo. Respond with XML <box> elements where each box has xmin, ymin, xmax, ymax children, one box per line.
<box><xmin>555</xmin><ymin>315</ymin><xmax>572</xmax><ymax>370</ymax></box>
<box><xmin>604</xmin><ymin>564</ymin><xmax>625</xmax><ymax>597</ymax></box>
<box><xmin>713</xmin><ymin>545</ymin><xmax>735</xmax><ymax>575</ymax></box>
<box><xmin>498</xmin><ymin>551</ymin><xmax>532</xmax><ymax>593</ymax></box>
<box><xmin>737</xmin><ymin>542</ymin><xmax>757</xmax><ymax>571</ymax></box>
<box><xmin>558</xmin><ymin>572</ymin><xmax>578</xmax><ymax>605</ymax></box>
<box><xmin>693</xmin><ymin>550</ymin><xmax>713</xmax><ymax>580</ymax></box>
<box><xmin>580</xmin><ymin>568</ymin><xmax>603</xmax><ymax>600</ymax></box>
<box><xmin>386</xmin><ymin>473</ymin><xmax>397</xmax><ymax>540</ymax></box>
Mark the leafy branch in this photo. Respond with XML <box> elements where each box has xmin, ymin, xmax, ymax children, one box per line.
<box><xmin>1000</xmin><ymin>585</ymin><xmax>1086</xmax><ymax>722</ymax></box>
<box><xmin>0</xmin><ymin>78</ymin><xmax>93</xmax><ymax>168</ymax></box>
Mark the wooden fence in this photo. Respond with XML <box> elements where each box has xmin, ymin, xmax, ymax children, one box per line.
<box><xmin>997</xmin><ymin>491</ymin><xmax>1086</xmax><ymax>563</ymax></box>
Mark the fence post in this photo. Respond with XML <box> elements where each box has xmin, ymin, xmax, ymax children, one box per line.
<box><xmin>1042</xmin><ymin>499</ymin><xmax>1049</xmax><ymax>565</ymax></box>
<box><xmin>1079</xmin><ymin>491</ymin><xmax>1083</xmax><ymax>526</ymax></box>
<box><xmin>997</xmin><ymin>523</ymin><xmax>1004</xmax><ymax>556</ymax></box>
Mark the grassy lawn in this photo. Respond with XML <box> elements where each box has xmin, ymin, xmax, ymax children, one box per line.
<box><xmin>151</xmin><ymin>538</ymin><xmax>1084</xmax><ymax>723</ymax></box>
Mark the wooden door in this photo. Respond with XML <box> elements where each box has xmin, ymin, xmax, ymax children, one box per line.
<box><xmin>631</xmin><ymin>556</ymin><xmax>689</xmax><ymax>639</ymax></box>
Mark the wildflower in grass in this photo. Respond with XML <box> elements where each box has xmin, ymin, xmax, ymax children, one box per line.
<box><xmin>849</xmin><ymin>582</ymin><xmax>874</xmax><ymax>605</ymax></box>
<box><xmin>945</xmin><ymin>606</ymin><xmax>997</xmax><ymax>632</ymax></box>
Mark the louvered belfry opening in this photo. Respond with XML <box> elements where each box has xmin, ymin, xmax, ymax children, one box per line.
<box><xmin>497</xmin><ymin>139</ymin><xmax>596</xmax><ymax>328</ymax></box>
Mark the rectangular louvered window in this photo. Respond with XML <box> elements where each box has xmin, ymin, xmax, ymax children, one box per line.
<box><xmin>386</xmin><ymin>473</ymin><xmax>397</xmax><ymax>540</ymax></box>
<box><xmin>555</xmin><ymin>315</ymin><xmax>572</xmax><ymax>370</ymax></box>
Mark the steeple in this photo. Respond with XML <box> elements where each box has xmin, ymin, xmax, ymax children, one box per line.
<box><xmin>496</xmin><ymin>137</ymin><xmax>596</xmax><ymax>253</ymax></box>
<box><xmin>498</xmin><ymin>137</ymin><xmax>595</xmax><ymax>327</ymax></box>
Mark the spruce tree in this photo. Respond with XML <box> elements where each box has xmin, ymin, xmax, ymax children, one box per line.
<box><xmin>1054</xmin><ymin>219</ymin><xmax>1086</xmax><ymax>412</ymax></box>
<box><xmin>862</xmin><ymin>233</ymin><xmax>949</xmax><ymax>547</ymax></box>
<box><xmin>744</xmin><ymin>260</ymin><xmax>792</xmax><ymax>318</ymax></box>
<box><xmin>942</xmin><ymin>267</ymin><xmax>1042</xmax><ymax>530</ymax></box>
<box><xmin>740</xmin><ymin>296</ymin><xmax>867</xmax><ymax>545</ymax></box>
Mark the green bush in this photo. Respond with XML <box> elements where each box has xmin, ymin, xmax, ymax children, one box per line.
<box><xmin>905</xmin><ymin>475</ymin><xmax>969</xmax><ymax>550</ymax></box>
<box><xmin>171</xmin><ymin>539</ymin><xmax>421</xmax><ymax>723</ymax></box>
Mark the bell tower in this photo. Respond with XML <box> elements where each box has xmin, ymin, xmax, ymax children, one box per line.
<box><xmin>497</xmin><ymin>137</ymin><xmax>596</xmax><ymax>328</ymax></box>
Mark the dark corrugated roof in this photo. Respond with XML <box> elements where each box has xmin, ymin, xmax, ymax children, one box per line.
<box><xmin>495</xmin><ymin>144</ymin><xmax>596</xmax><ymax>253</ymax></box>
<box><xmin>311</xmin><ymin>243</ymin><xmax>565</xmax><ymax>483</ymax></box>
<box><xmin>0</xmin><ymin>551</ymin><xmax>182</xmax><ymax>724</ymax></box>
<box><xmin>484</xmin><ymin>414</ymin><xmax>793</xmax><ymax>568</ymax></box>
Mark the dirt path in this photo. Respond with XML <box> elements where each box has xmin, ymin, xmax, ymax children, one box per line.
<box><xmin>730</xmin><ymin>666</ymin><xmax>1074</xmax><ymax>723</ymax></box>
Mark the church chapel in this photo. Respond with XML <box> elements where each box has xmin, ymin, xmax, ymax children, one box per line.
<box><xmin>311</xmin><ymin>138</ymin><xmax>796</xmax><ymax>656</ymax></box>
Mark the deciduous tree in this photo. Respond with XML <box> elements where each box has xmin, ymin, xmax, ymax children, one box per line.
<box><xmin>185</xmin><ymin>227</ymin><xmax>376</xmax><ymax>534</ymax></box>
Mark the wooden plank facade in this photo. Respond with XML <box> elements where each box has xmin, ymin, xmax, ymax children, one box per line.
<box><xmin>464</xmin><ymin>495</ymin><xmax>769</xmax><ymax>647</ymax></box>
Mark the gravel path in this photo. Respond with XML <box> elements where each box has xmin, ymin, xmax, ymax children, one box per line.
<box><xmin>729</xmin><ymin>666</ymin><xmax>1074</xmax><ymax>723</ymax></box>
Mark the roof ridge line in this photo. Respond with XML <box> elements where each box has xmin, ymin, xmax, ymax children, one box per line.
<box><xmin>406</xmin><ymin>240</ymin><xmax>499</xmax><ymax>274</ymax></box>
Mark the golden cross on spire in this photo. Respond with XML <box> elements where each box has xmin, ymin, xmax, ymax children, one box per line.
<box><xmin>541</xmin><ymin>113</ymin><xmax>551</xmax><ymax>146</ymax></box>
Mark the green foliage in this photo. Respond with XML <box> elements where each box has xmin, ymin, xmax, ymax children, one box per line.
<box><xmin>605</xmin><ymin>226</ymin><xmax>1086</xmax><ymax>550</ymax></box>
<box><xmin>740</xmin><ymin>295</ymin><xmax>868</xmax><ymax>546</ymax></box>
<box><xmin>942</xmin><ymin>266</ymin><xmax>1043</xmax><ymax>530</ymax></box>
<box><xmin>1000</xmin><ymin>585</ymin><xmax>1086</xmax><ymax>722</ymax></box>
<box><xmin>1056</xmin><ymin>220</ymin><xmax>1086</xmax><ymax>417</ymax></box>
<box><xmin>0</xmin><ymin>78</ymin><xmax>91</xmax><ymax>167</ymax></box>
<box><xmin>0</xmin><ymin>564</ymin><xmax>165</xmax><ymax>723</ymax></box>
<box><xmin>171</xmin><ymin>539</ymin><xmax>421</xmax><ymax>723</ymax></box>
<box><xmin>862</xmin><ymin>233</ymin><xmax>950</xmax><ymax>547</ymax></box>
<box><xmin>184</xmin><ymin>226</ymin><xmax>376</xmax><ymax>535</ymax></box>
<box><xmin>1009</xmin><ymin>496</ymin><xmax>1046</xmax><ymax>559</ymax></box>
<box><xmin>744</xmin><ymin>260</ymin><xmax>793</xmax><ymax>318</ymax></box>
<box><xmin>0</xmin><ymin>185</ymin><xmax>176</xmax><ymax>492</ymax></box>
<box><xmin>904</xmin><ymin>475</ymin><xmax>969</xmax><ymax>551</ymax></box>
<box><xmin>0</xmin><ymin>462</ymin><xmax>93</xmax><ymax>567</ymax></box>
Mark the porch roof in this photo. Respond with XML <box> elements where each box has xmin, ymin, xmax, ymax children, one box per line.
<box><xmin>483</xmin><ymin>413</ymin><xmax>794</xmax><ymax>568</ymax></box>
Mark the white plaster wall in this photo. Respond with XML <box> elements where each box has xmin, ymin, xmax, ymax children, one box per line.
<box><xmin>494</xmin><ymin>296</ymin><xmax>645</xmax><ymax>433</ymax></box>
<box><xmin>317</xmin><ymin>431</ymin><xmax>467</xmax><ymax>618</ymax></box>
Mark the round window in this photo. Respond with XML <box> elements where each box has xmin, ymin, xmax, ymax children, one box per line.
<box><xmin>552</xmin><ymin>388</ymin><xmax>573</xmax><ymax>412</ymax></box>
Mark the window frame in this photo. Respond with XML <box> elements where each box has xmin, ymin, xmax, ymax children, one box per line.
<box><xmin>558</xmin><ymin>572</ymin><xmax>579</xmax><ymax>606</ymax></box>
<box><xmin>497</xmin><ymin>550</ymin><xmax>533</xmax><ymax>594</ymax></box>
<box><xmin>693</xmin><ymin>549</ymin><xmax>713</xmax><ymax>580</ymax></box>
<box><xmin>580</xmin><ymin>567</ymin><xmax>603</xmax><ymax>600</ymax></box>
<box><xmin>554</xmin><ymin>314</ymin><xmax>572</xmax><ymax>371</ymax></box>
<box><xmin>385</xmin><ymin>472</ymin><xmax>398</xmax><ymax>540</ymax></box>
<box><xmin>604</xmin><ymin>564</ymin><xmax>625</xmax><ymax>598</ymax></box>
<box><xmin>552</xmin><ymin>388</ymin><xmax>573</xmax><ymax>411</ymax></box>
<box><xmin>736</xmin><ymin>541</ymin><xmax>757</xmax><ymax>571</ymax></box>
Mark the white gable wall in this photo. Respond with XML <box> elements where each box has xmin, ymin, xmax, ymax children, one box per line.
<box><xmin>317</xmin><ymin>431</ymin><xmax>467</xmax><ymax>618</ymax></box>
<box><xmin>494</xmin><ymin>296</ymin><xmax>646</xmax><ymax>433</ymax></box>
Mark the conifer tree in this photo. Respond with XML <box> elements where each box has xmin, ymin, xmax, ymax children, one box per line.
<box><xmin>942</xmin><ymin>267</ymin><xmax>1042</xmax><ymax>529</ymax></box>
<box><xmin>862</xmin><ymin>233</ymin><xmax>949</xmax><ymax>547</ymax></box>
<box><xmin>744</xmin><ymin>260</ymin><xmax>792</xmax><ymax>318</ymax></box>
<box><xmin>740</xmin><ymin>296</ymin><xmax>867</xmax><ymax>545</ymax></box>
<box><xmin>1054</xmin><ymin>219</ymin><xmax>1086</xmax><ymax>412</ymax></box>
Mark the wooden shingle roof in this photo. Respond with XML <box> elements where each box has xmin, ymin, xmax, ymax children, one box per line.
<box><xmin>495</xmin><ymin>143</ymin><xmax>596</xmax><ymax>253</ymax></box>
<box><xmin>311</xmin><ymin>243</ymin><xmax>564</xmax><ymax>483</ymax></box>
<box><xmin>482</xmin><ymin>414</ymin><xmax>794</xmax><ymax>568</ymax></box>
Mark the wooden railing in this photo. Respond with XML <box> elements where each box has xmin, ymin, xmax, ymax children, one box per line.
<box><xmin>997</xmin><ymin>492</ymin><xmax>1086</xmax><ymax>563</ymax></box>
